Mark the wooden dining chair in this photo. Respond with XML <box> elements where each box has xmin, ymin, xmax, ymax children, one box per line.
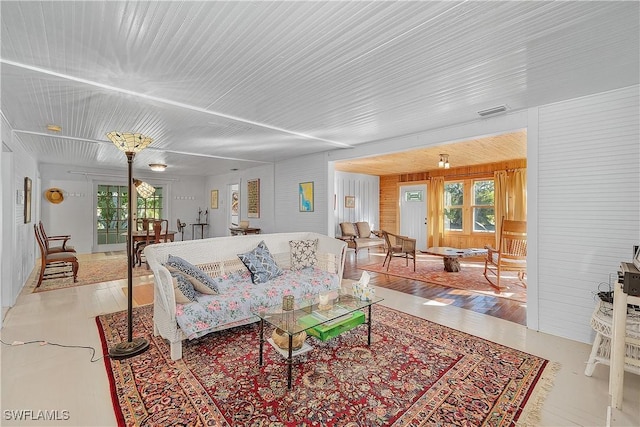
<box><xmin>34</xmin><ymin>224</ymin><xmax>78</xmax><ymax>288</ymax></box>
<box><xmin>39</xmin><ymin>221</ymin><xmax>75</xmax><ymax>254</ymax></box>
<box><xmin>137</xmin><ymin>219</ymin><xmax>170</xmax><ymax>268</ymax></box>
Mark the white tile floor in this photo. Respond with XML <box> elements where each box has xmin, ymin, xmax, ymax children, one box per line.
<box><xmin>1</xmin><ymin>267</ymin><xmax>639</xmax><ymax>426</ymax></box>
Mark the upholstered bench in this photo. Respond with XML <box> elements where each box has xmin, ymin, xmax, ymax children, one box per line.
<box><xmin>339</xmin><ymin>221</ymin><xmax>384</xmax><ymax>254</ymax></box>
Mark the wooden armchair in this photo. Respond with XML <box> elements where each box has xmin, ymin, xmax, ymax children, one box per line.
<box><xmin>34</xmin><ymin>224</ymin><xmax>78</xmax><ymax>289</ymax></box>
<box><xmin>39</xmin><ymin>221</ymin><xmax>75</xmax><ymax>254</ymax></box>
<box><xmin>483</xmin><ymin>218</ymin><xmax>527</xmax><ymax>290</ymax></box>
<box><xmin>381</xmin><ymin>230</ymin><xmax>416</xmax><ymax>271</ymax></box>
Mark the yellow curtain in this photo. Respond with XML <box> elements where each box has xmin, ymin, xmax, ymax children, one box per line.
<box><xmin>428</xmin><ymin>176</ymin><xmax>444</xmax><ymax>247</ymax></box>
<box><xmin>494</xmin><ymin>170</ymin><xmax>508</xmax><ymax>247</ymax></box>
<box><xmin>510</xmin><ymin>168</ymin><xmax>527</xmax><ymax>221</ymax></box>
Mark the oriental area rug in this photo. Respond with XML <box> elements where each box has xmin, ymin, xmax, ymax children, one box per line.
<box><xmin>97</xmin><ymin>304</ymin><xmax>557</xmax><ymax>426</ymax></box>
<box><xmin>358</xmin><ymin>255</ymin><xmax>527</xmax><ymax>303</ymax></box>
<box><xmin>31</xmin><ymin>253</ymin><xmax>152</xmax><ymax>293</ymax></box>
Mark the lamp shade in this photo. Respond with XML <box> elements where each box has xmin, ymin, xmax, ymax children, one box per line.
<box><xmin>133</xmin><ymin>179</ymin><xmax>155</xmax><ymax>198</ymax></box>
<box><xmin>107</xmin><ymin>132</ymin><xmax>153</xmax><ymax>154</ymax></box>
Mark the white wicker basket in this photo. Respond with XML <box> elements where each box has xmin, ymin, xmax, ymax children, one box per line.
<box><xmin>584</xmin><ymin>299</ymin><xmax>640</xmax><ymax>376</ymax></box>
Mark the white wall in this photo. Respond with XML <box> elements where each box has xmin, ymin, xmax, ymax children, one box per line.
<box><xmin>529</xmin><ymin>85</ymin><xmax>640</xmax><ymax>343</ymax></box>
<box><xmin>274</xmin><ymin>153</ymin><xmax>328</xmax><ymax>233</ymax></box>
<box><xmin>1</xmin><ymin>122</ymin><xmax>38</xmax><ymax>311</ymax></box>
<box><xmin>334</xmin><ymin>171</ymin><xmax>380</xmax><ymax>236</ymax></box>
<box><xmin>205</xmin><ymin>163</ymin><xmax>276</xmax><ymax>237</ymax></box>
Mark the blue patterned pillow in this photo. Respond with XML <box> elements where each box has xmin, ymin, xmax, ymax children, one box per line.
<box><xmin>166</xmin><ymin>255</ymin><xmax>219</xmax><ymax>294</ymax></box>
<box><xmin>170</xmin><ymin>270</ymin><xmax>197</xmax><ymax>303</ymax></box>
<box><xmin>238</xmin><ymin>241</ymin><xmax>283</xmax><ymax>284</ymax></box>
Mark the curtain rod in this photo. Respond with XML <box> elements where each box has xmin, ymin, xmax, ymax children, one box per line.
<box><xmin>426</xmin><ymin>168</ymin><xmax>523</xmax><ymax>179</ymax></box>
<box><xmin>67</xmin><ymin>170</ymin><xmax>179</xmax><ymax>181</ymax></box>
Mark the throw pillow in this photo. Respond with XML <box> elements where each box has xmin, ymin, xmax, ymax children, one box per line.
<box><xmin>356</xmin><ymin>221</ymin><xmax>372</xmax><ymax>238</ymax></box>
<box><xmin>166</xmin><ymin>255</ymin><xmax>219</xmax><ymax>294</ymax></box>
<box><xmin>340</xmin><ymin>222</ymin><xmax>358</xmax><ymax>237</ymax></box>
<box><xmin>171</xmin><ymin>271</ymin><xmax>197</xmax><ymax>303</ymax></box>
<box><xmin>166</xmin><ymin>265</ymin><xmax>218</xmax><ymax>295</ymax></box>
<box><xmin>238</xmin><ymin>241</ymin><xmax>283</xmax><ymax>284</ymax></box>
<box><xmin>289</xmin><ymin>239</ymin><xmax>318</xmax><ymax>270</ymax></box>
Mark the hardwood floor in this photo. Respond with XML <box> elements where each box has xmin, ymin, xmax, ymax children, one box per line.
<box><xmin>342</xmin><ymin>247</ymin><xmax>527</xmax><ymax>325</ymax></box>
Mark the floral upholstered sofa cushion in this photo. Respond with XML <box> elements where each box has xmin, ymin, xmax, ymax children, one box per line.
<box><xmin>174</xmin><ymin>267</ymin><xmax>340</xmax><ymax>339</ymax></box>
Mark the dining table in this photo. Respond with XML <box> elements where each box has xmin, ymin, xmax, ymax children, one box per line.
<box><xmin>129</xmin><ymin>229</ymin><xmax>177</xmax><ymax>243</ymax></box>
<box><xmin>123</xmin><ymin>230</ymin><xmax>177</xmax><ymax>265</ymax></box>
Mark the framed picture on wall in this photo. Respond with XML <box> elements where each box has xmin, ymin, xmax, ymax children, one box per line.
<box><xmin>210</xmin><ymin>190</ymin><xmax>219</xmax><ymax>209</ymax></box>
<box><xmin>247</xmin><ymin>178</ymin><xmax>260</xmax><ymax>218</ymax></box>
<box><xmin>24</xmin><ymin>177</ymin><xmax>32</xmax><ymax>224</ymax></box>
<box><xmin>345</xmin><ymin>195</ymin><xmax>355</xmax><ymax>208</ymax></box>
<box><xmin>299</xmin><ymin>181</ymin><xmax>314</xmax><ymax>212</ymax></box>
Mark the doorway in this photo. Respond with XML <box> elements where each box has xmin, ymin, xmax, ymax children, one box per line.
<box><xmin>399</xmin><ymin>184</ymin><xmax>427</xmax><ymax>251</ymax></box>
<box><xmin>229</xmin><ymin>183</ymin><xmax>239</xmax><ymax>227</ymax></box>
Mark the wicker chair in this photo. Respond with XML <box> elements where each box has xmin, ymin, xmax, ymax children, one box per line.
<box><xmin>381</xmin><ymin>230</ymin><xmax>416</xmax><ymax>271</ymax></box>
<box><xmin>483</xmin><ymin>218</ymin><xmax>527</xmax><ymax>290</ymax></box>
<box><xmin>585</xmin><ymin>298</ymin><xmax>640</xmax><ymax>377</ymax></box>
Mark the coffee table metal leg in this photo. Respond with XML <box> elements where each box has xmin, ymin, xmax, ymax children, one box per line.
<box><xmin>259</xmin><ymin>319</ymin><xmax>264</xmax><ymax>366</ymax></box>
<box><xmin>367</xmin><ymin>305</ymin><xmax>373</xmax><ymax>345</ymax></box>
<box><xmin>287</xmin><ymin>335</ymin><xmax>293</xmax><ymax>389</ymax></box>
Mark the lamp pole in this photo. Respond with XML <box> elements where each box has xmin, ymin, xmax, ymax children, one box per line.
<box><xmin>106</xmin><ymin>132</ymin><xmax>152</xmax><ymax>360</ymax></box>
<box><xmin>126</xmin><ymin>152</ymin><xmax>135</xmax><ymax>343</ymax></box>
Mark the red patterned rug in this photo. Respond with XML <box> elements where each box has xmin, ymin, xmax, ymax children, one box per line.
<box><xmin>358</xmin><ymin>254</ymin><xmax>527</xmax><ymax>303</ymax></box>
<box><xmin>97</xmin><ymin>304</ymin><xmax>556</xmax><ymax>426</ymax></box>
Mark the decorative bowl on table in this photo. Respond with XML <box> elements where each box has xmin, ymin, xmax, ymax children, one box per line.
<box><xmin>272</xmin><ymin>328</ymin><xmax>307</xmax><ymax>351</ymax></box>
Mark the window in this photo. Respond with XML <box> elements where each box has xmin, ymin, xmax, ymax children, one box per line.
<box><xmin>96</xmin><ymin>184</ymin><xmax>163</xmax><ymax>245</ymax></box>
<box><xmin>405</xmin><ymin>190</ymin><xmax>423</xmax><ymax>202</ymax></box>
<box><xmin>137</xmin><ymin>187</ymin><xmax>163</xmax><ymax>220</ymax></box>
<box><xmin>443</xmin><ymin>178</ymin><xmax>495</xmax><ymax>233</ymax></box>
<box><xmin>472</xmin><ymin>180</ymin><xmax>495</xmax><ymax>232</ymax></box>
<box><xmin>444</xmin><ymin>182</ymin><xmax>463</xmax><ymax>231</ymax></box>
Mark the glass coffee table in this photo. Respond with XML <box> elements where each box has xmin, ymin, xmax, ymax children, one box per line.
<box><xmin>254</xmin><ymin>293</ymin><xmax>384</xmax><ymax>389</ymax></box>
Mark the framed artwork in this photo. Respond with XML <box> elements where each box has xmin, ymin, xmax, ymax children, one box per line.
<box><xmin>24</xmin><ymin>177</ymin><xmax>32</xmax><ymax>224</ymax></box>
<box><xmin>299</xmin><ymin>181</ymin><xmax>314</xmax><ymax>212</ymax></box>
<box><xmin>210</xmin><ymin>190</ymin><xmax>219</xmax><ymax>209</ymax></box>
<box><xmin>345</xmin><ymin>195</ymin><xmax>355</xmax><ymax>208</ymax></box>
<box><xmin>247</xmin><ymin>178</ymin><xmax>260</xmax><ymax>218</ymax></box>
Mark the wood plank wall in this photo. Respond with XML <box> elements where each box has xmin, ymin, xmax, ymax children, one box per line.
<box><xmin>380</xmin><ymin>159</ymin><xmax>527</xmax><ymax>248</ymax></box>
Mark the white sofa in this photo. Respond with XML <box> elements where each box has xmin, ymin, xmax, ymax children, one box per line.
<box><xmin>145</xmin><ymin>232</ymin><xmax>347</xmax><ymax>360</ymax></box>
